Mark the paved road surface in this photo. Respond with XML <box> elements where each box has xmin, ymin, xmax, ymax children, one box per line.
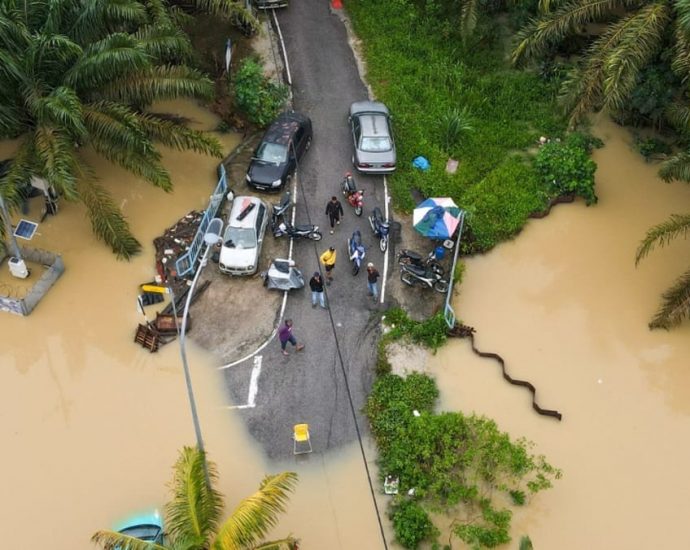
<box><xmin>220</xmin><ymin>3</ymin><xmax>390</xmax><ymax>459</ymax></box>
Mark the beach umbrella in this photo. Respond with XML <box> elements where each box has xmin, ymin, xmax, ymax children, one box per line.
<box><xmin>413</xmin><ymin>197</ymin><xmax>462</xmax><ymax>239</ymax></box>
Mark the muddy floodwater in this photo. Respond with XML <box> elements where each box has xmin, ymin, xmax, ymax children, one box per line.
<box><xmin>0</xmin><ymin>100</ymin><xmax>382</xmax><ymax>549</ymax></box>
<box><xmin>3</xmin><ymin>102</ymin><xmax>690</xmax><ymax>550</ymax></box>
<box><xmin>430</xmin><ymin>117</ymin><xmax>690</xmax><ymax>548</ymax></box>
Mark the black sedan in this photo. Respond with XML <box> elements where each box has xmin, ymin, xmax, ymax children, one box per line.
<box><xmin>246</xmin><ymin>111</ymin><xmax>312</xmax><ymax>191</ymax></box>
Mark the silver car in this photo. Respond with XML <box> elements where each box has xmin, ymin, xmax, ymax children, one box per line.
<box><xmin>219</xmin><ymin>196</ymin><xmax>268</xmax><ymax>275</ymax></box>
<box><xmin>349</xmin><ymin>101</ymin><xmax>396</xmax><ymax>174</ymax></box>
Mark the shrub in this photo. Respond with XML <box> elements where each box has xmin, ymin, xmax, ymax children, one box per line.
<box><xmin>233</xmin><ymin>58</ymin><xmax>288</xmax><ymax>126</ymax></box>
<box><xmin>440</xmin><ymin>106</ymin><xmax>473</xmax><ymax>153</ymax></box>
<box><xmin>534</xmin><ymin>134</ymin><xmax>599</xmax><ymax>205</ymax></box>
<box><xmin>635</xmin><ymin>135</ymin><xmax>671</xmax><ymax>161</ymax></box>
<box><xmin>391</xmin><ymin>499</ymin><xmax>436</xmax><ymax>549</ymax></box>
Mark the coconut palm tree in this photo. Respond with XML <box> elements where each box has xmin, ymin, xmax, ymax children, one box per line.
<box><xmin>635</xmin><ymin>213</ymin><xmax>690</xmax><ymax>328</ymax></box>
<box><xmin>0</xmin><ymin>0</ymin><xmax>222</xmax><ymax>259</ymax></box>
<box><xmin>92</xmin><ymin>446</ymin><xmax>299</xmax><ymax>550</ymax></box>
<box><xmin>511</xmin><ymin>0</ymin><xmax>690</xmax><ymax>128</ymax></box>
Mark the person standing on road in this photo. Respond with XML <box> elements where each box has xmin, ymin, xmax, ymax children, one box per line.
<box><xmin>366</xmin><ymin>262</ymin><xmax>380</xmax><ymax>301</ymax></box>
<box><xmin>325</xmin><ymin>196</ymin><xmax>344</xmax><ymax>235</ymax></box>
<box><xmin>309</xmin><ymin>272</ymin><xmax>326</xmax><ymax>309</ymax></box>
<box><xmin>320</xmin><ymin>246</ymin><xmax>337</xmax><ymax>285</ymax></box>
<box><xmin>278</xmin><ymin>319</ymin><xmax>305</xmax><ymax>356</ymax></box>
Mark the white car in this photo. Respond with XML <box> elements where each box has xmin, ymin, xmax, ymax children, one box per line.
<box><xmin>219</xmin><ymin>196</ymin><xmax>268</xmax><ymax>275</ymax></box>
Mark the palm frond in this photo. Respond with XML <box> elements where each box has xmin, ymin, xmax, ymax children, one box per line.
<box><xmin>213</xmin><ymin>472</ymin><xmax>298</xmax><ymax>549</ymax></box>
<box><xmin>649</xmin><ymin>267</ymin><xmax>690</xmax><ymax>329</ymax></box>
<box><xmin>134</xmin><ymin>24</ymin><xmax>193</xmax><ymax>63</ymax></box>
<box><xmin>83</xmin><ymin>101</ymin><xmax>156</xmax><ymax>156</ymax></box>
<box><xmin>672</xmin><ymin>23</ymin><xmax>690</xmax><ymax>79</ymax></box>
<box><xmin>635</xmin><ymin>213</ymin><xmax>690</xmax><ymax>264</ymax></box>
<box><xmin>97</xmin><ymin>65</ymin><xmax>215</xmax><ymax>106</ymax></box>
<box><xmin>69</xmin><ymin>0</ymin><xmax>147</xmax><ymax>44</ymax></box>
<box><xmin>138</xmin><ymin>113</ymin><xmax>223</xmax><ymax>157</ymax></box>
<box><xmin>600</xmin><ymin>4</ymin><xmax>669</xmax><ymax>113</ymax></box>
<box><xmin>512</xmin><ymin>0</ymin><xmax>639</xmax><ymax>65</ymax></box>
<box><xmin>76</xmin><ymin>178</ymin><xmax>142</xmax><ymax>259</ymax></box>
<box><xmin>664</xmin><ymin>101</ymin><xmax>690</xmax><ymax>133</ymax></box>
<box><xmin>27</xmin><ymin>86</ymin><xmax>87</xmax><ymax>139</ymax></box>
<box><xmin>460</xmin><ymin>0</ymin><xmax>480</xmax><ymax>39</ymax></box>
<box><xmin>192</xmin><ymin>0</ymin><xmax>247</xmax><ymax>19</ymax></box>
<box><xmin>0</xmin><ymin>136</ymin><xmax>34</xmax><ymax>208</ymax></box>
<box><xmin>91</xmin><ymin>529</ymin><xmax>167</xmax><ymax>550</ymax></box>
<box><xmin>254</xmin><ymin>537</ymin><xmax>300</xmax><ymax>550</ymax></box>
<box><xmin>64</xmin><ymin>33</ymin><xmax>151</xmax><ymax>93</ymax></box>
<box><xmin>165</xmin><ymin>446</ymin><xmax>224</xmax><ymax>547</ymax></box>
<box><xmin>32</xmin><ymin>126</ymin><xmax>81</xmax><ymax>199</ymax></box>
<box><xmin>659</xmin><ymin>151</ymin><xmax>690</xmax><ymax>182</ymax></box>
<box><xmin>0</xmin><ymin>9</ymin><xmax>31</xmax><ymax>53</ymax></box>
<box><xmin>675</xmin><ymin>0</ymin><xmax>690</xmax><ymax>36</ymax></box>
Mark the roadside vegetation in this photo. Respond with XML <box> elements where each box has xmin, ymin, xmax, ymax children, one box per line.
<box><xmin>92</xmin><ymin>446</ymin><xmax>299</xmax><ymax>550</ymax></box>
<box><xmin>371</xmin><ymin>311</ymin><xmax>560</xmax><ymax>549</ymax></box>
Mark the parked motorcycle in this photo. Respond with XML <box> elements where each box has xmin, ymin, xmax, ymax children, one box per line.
<box><xmin>399</xmin><ymin>262</ymin><xmax>449</xmax><ymax>293</ymax></box>
<box><xmin>347</xmin><ymin>230</ymin><xmax>366</xmax><ymax>275</ymax></box>
<box><xmin>273</xmin><ymin>221</ymin><xmax>322</xmax><ymax>241</ymax></box>
<box><xmin>368</xmin><ymin>207</ymin><xmax>390</xmax><ymax>252</ymax></box>
<box><xmin>341</xmin><ymin>172</ymin><xmax>364</xmax><ymax>216</ymax></box>
<box><xmin>270</xmin><ymin>191</ymin><xmax>292</xmax><ymax>230</ymax></box>
<box><xmin>397</xmin><ymin>249</ymin><xmax>444</xmax><ymax>275</ymax></box>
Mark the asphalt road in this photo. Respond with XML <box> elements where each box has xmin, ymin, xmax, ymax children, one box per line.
<box><xmin>220</xmin><ymin>2</ymin><xmax>389</xmax><ymax>458</ymax></box>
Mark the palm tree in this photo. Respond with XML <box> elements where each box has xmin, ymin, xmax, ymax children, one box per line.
<box><xmin>635</xmin><ymin>214</ymin><xmax>690</xmax><ymax>329</ymax></box>
<box><xmin>92</xmin><ymin>446</ymin><xmax>299</xmax><ymax>550</ymax></box>
<box><xmin>0</xmin><ymin>0</ymin><xmax>222</xmax><ymax>259</ymax></box>
<box><xmin>511</xmin><ymin>0</ymin><xmax>689</xmax><ymax>128</ymax></box>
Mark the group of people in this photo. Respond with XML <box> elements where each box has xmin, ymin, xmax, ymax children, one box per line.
<box><xmin>278</xmin><ymin>194</ymin><xmax>382</xmax><ymax>356</ymax></box>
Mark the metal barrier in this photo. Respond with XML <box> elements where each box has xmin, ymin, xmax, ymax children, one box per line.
<box><xmin>175</xmin><ymin>165</ymin><xmax>228</xmax><ymax>277</ymax></box>
<box><xmin>444</xmin><ymin>211</ymin><xmax>466</xmax><ymax>329</ymax></box>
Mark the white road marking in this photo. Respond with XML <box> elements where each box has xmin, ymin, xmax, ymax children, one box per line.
<box><xmin>380</xmin><ymin>175</ymin><xmax>390</xmax><ymax>304</ymax></box>
<box><xmin>225</xmin><ymin>355</ymin><xmax>262</xmax><ymax>409</ymax></box>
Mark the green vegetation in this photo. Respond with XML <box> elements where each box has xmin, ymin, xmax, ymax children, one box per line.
<box><xmin>347</xmin><ymin>0</ymin><xmax>574</xmax><ymax>252</ymax></box>
<box><xmin>365</xmin><ymin>373</ymin><xmax>561</xmax><ymax>549</ymax></box>
<box><xmin>234</xmin><ymin>58</ymin><xmax>289</xmax><ymax>127</ymax></box>
<box><xmin>92</xmin><ymin>446</ymin><xmax>299</xmax><ymax>550</ymax></box>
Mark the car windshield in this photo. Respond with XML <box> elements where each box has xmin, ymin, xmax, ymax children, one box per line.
<box><xmin>255</xmin><ymin>142</ymin><xmax>288</xmax><ymax>164</ymax></box>
<box><xmin>224</xmin><ymin>227</ymin><xmax>257</xmax><ymax>249</ymax></box>
<box><xmin>360</xmin><ymin>136</ymin><xmax>392</xmax><ymax>152</ymax></box>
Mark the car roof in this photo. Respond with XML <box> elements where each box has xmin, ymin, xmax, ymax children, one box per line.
<box><xmin>263</xmin><ymin>112</ymin><xmax>310</xmax><ymax>145</ymax></box>
<box><xmin>228</xmin><ymin>196</ymin><xmax>266</xmax><ymax>229</ymax></box>
<box><xmin>350</xmin><ymin>101</ymin><xmax>389</xmax><ymax>117</ymax></box>
<box><xmin>358</xmin><ymin>112</ymin><xmax>390</xmax><ymax>138</ymax></box>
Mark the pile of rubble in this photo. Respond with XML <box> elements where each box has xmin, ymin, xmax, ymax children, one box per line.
<box><xmin>153</xmin><ymin>210</ymin><xmax>203</xmax><ymax>285</ymax></box>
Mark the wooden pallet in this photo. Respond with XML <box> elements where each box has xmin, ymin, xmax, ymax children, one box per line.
<box><xmin>134</xmin><ymin>323</ymin><xmax>160</xmax><ymax>352</ymax></box>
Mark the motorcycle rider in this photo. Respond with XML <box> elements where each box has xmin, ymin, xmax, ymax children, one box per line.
<box><xmin>325</xmin><ymin>196</ymin><xmax>344</xmax><ymax>235</ymax></box>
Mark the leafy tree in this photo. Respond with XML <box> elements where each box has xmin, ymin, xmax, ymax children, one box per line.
<box><xmin>636</xmin><ymin>214</ymin><xmax>690</xmax><ymax>329</ymax></box>
<box><xmin>0</xmin><ymin>0</ymin><xmax>222</xmax><ymax>258</ymax></box>
<box><xmin>512</xmin><ymin>0</ymin><xmax>690</xmax><ymax>128</ymax></box>
<box><xmin>92</xmin><ymin>446</ymin><xmax>299</xmax><ymax>550</ymax></box>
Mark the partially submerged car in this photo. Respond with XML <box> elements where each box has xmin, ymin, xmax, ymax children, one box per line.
<box><xmin>246</xmin><ymin>111</ymin><xmax>312</xmax><ymax>191</ymax></box>
<box><xmin>349</xmin><ymin>101</ymin><xmax>396</xmax><ymax>174</ymax></box>
<box><xmin>115</xmin><ymin>511</ymin><xmax>164</xmax><ymax>544</ymax></box>
<box><xmin>255</xmin><ymin>0</ymin><xmax>288</xmax><ymax>8</ymax></box>
<box><xmin>219</xmin><ymin>196</ymin><xmax>269</xmax><ymax>275</ymax></box>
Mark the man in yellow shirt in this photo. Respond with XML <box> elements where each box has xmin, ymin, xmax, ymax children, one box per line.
<box><xmin>320</xmin><ymin>246</ymin><xmax>337</xmax><ymax>285</ymax></box>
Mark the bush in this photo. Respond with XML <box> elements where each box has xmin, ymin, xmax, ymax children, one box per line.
<box><xmin>383</xmin><ymin>308</ymin><xmax>448</xmax><ymax>351</ymax></box>
<box><xmin>534</xmin><ymin>134</ymin><xmax>599</xmax><ymax>205</ymax></box>
<box><xmin>233</xmin><ymin>58</ymin><xmax>288</xmax><ymax>126</ymax></box>
<box><xmin>635</xmin><ymin>135</ymin><xmax>671</xmax><ymax>161</ymax></box>
<box><xmin>391</xmin><ymin>499</ymin><xmax>436</xmax><ymax>549</ymax></box>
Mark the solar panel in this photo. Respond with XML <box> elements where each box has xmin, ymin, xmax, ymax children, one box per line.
<box><xmin>14</xmin><ymin>219</ymin><xmax>38</xmax><ymax>240</ymax></box>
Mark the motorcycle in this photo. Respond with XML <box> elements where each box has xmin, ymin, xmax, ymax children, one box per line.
<box><xmin>398</xmin><ymin>249</ymin><xmax>444</xmax><ymax>275</ymax></box>
<box><xmin>273</xmin><ymin>220</ymin><xmax>322</xmax><ymax>241</ymax></box>
<box><xmin>270</xmin><ymin>191</ymin><xmax>292</xmax><ymax>230</ymax></box>
<box><xmin>347</xmin><ymin>230</ymin><xmax>366</xmax><ymax>275</ymax></box>
<box><xmin>399</xmin><ymin>262</ymin><xmax>449</xmax><ymax>293</ymax></box>
<box><xmin>341</xmin><ymin>172</ymin><xmax>364</xmax><ymax>216</ymax></box>
<box><xmin>368</xmin><ymin>207</ymin><xmax>390</xmax><ymax>252</ymax></box>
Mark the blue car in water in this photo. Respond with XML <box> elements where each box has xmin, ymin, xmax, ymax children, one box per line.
<box><xmin>116</xmin><ymin>511</ymin><xmax>164</xmax><ymax>544</ymax></box>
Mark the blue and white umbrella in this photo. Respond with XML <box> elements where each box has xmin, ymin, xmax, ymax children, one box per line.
<box><xmin>413</xmin><ymin>198</ymin><xmax>462</xmax><ymax>239</ymax></box>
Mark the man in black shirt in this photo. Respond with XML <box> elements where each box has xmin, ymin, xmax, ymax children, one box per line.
<box><xmin>325</xmin><ymin>196</ymin><xmax>344</xmax><ymax>235</ymax></box>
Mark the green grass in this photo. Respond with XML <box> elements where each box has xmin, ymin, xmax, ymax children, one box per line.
<box><xmin>347</xmin><ymin>1</ymin><xmax>567</xmax><ymax>251</ymax></box>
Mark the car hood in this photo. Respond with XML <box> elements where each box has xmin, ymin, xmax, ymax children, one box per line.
<box><xmin>248</xmin><ymin>161</ymin><xmax>284</xmax><ymax>185</ymax></box>
<box><xmin>220</xmin><ymin>245</ymin><xmax>258</xmax><ymax>268</ymax></box>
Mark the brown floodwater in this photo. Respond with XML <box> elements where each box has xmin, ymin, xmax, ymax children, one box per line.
<box><xmin>4</xmin><ymin>103</ymin><xmax>689</xmax><ymax>550</ymax></box>
<box><xmin>429</xmin><ymin>116</ymin><xmax>690</xmax><ymax>548</ymax></box>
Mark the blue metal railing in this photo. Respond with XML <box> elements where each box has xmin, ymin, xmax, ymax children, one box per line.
<box><xmin>175</xmin><ymin>165</ymin><xmax>228</xmax><ymax>277</ymax></box>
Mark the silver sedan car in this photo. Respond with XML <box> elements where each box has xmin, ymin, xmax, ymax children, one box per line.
<box><xmin>349</xmin><ymin>101</ymin><xmax>396</xmax><ymax>174</ymax></box>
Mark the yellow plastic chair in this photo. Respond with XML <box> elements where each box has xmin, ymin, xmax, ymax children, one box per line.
<box><xmin>293</xmin><ymin>423</ymin><xmax>312</xmax><ymax>455</ymax></box>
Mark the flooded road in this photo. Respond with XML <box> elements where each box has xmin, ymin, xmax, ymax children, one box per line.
<box><xmin>429</xmin><ymin>117</ymin><xmax>690</xmax><ymax>548</ymax></box>
<box><xmin>0</xmin><ymin>100</ymin><xmax>383</xmax><ymax>549</ymax></box>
